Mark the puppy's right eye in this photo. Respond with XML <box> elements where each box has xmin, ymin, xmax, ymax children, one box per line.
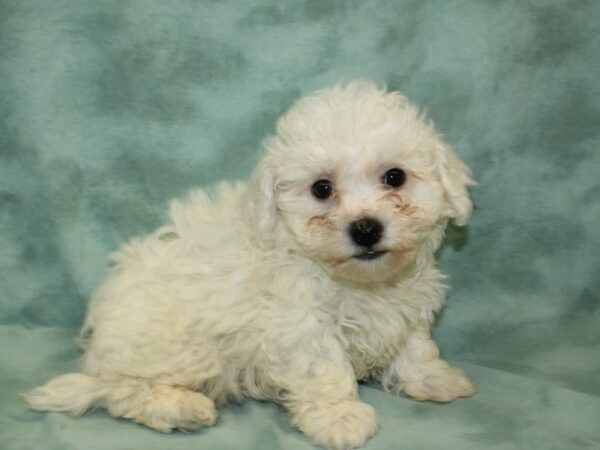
<box><xmin>311</xmin><ymin>179</ymin><xmax>333</xmax><ymax>200</ymax></box>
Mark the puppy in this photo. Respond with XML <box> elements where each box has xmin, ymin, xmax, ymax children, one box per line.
<box><xmin>26</xmin><ymin>81</ymin><xmax>476</xmax><ymax>450</ymax></box>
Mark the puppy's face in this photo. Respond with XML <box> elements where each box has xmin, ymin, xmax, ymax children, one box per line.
<box><xmin>249</xmin><ymin>82</ymin><xmax>473</xmax><ymax>283</ymax></box>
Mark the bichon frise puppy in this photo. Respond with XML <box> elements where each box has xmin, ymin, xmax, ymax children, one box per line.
<box><xmin>26</xmin><ymin>81</ymin><xmax>476</xmax><ymax>449</ymax></box>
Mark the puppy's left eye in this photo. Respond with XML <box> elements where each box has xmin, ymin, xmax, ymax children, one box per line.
<box><xmin>383</xmin><ymin>168</ymin><xmax>406</xmax><ymax>188</ymax></box>
<box><xmin>311</xmin><ymin>179</ymin><xmax>333</xmax><ymax>200</ymax></box>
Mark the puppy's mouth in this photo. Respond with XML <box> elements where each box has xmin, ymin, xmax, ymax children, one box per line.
<box><xmin>353</xmin><ymin>249</ymin><xmax>388</xmax><ymax>261</ymax></box>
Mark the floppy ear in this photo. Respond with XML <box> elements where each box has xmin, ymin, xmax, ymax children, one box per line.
<box><xmin>435</xmin><ymin>140</ymin><xmax>475</xmax><ymax>226</ymax></box>
<box><xmin>246</xmin><ymin>153</ymin><xmax>278</xmax><ymax>246</ymax></box>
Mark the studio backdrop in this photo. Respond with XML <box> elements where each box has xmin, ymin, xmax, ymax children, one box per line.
<box><xmin>1</xmin><ymin>1</ymin><xmax>599</xmax><ymax>449</ymax></box>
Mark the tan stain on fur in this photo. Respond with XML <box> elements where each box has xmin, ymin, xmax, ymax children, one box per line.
<box><xmin>394</xmin><ymin>202</ymin><xmax>421</xmax><ymax>216</ymax></box>
<box><xmin>384</xmin><ymin>192</ymin><xmax>422</xmax><ymax>217</ymax></box>
<box><xmin>306</xmin><ymin>214</ymin><xmax>336</xmax><ymax>232</ymax></box>
<box><xmin>389</xmin><ymin>247</ymin><xmax>416</xmax><ymax>261</ymax></box>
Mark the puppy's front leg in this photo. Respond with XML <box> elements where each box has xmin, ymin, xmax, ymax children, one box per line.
<box><xmin>382</xmin><ymin>329</ymin><xmax>476</xmax><ymax>402</ymax></box>
<box><xmin>272</xmin><ymin>352</ymin><xmax>377</xmax><ymax>449</ymax></box>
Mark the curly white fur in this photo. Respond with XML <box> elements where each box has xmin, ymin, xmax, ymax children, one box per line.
<box><xmin>26</xmin><ymin>81</ymin><xmax>476</xmax><ymax>450</ymax></box>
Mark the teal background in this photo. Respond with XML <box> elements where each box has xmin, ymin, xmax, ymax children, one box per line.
<box><xmin>1</xmin><ymin>1</ymin><xmax>599</xmax><ymax>448</ymax></box>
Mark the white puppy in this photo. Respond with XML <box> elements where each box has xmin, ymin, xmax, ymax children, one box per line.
<box><xmin>26</xmin><ymin>81</ymin><xmax>476</xmax><ymax>450</ymax></box>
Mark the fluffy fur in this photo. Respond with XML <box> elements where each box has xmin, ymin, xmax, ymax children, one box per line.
<box><xmin>26</xmin><ymin>81</ymin><xmax>476</xmax><ymax>449</ymax></box>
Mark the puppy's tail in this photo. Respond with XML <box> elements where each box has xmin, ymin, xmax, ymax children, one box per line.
<box><xmin>24</xmin><ymin>373</ymin><xmax>109</xmax><ymax>416</ymax></box>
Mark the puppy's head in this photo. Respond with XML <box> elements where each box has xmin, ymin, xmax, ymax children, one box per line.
<box><xmin>247</xmin><ymin>81</ymin><xmax>474</xmax><ymax>283</ymax></box>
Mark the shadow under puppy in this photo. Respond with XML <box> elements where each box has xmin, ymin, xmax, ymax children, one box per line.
<box><xmin>26</xmin><ymin>81</ymin><xmax>476</xmax><ymax>450</ymax></box>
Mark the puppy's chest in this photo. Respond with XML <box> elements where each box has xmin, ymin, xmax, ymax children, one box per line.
<box><xmin>331</xmin><ymin>291</ymin><xmax>416</xmax><ymax>378</ymax></box>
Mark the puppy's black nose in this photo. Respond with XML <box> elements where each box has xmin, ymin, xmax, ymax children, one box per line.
<box><xmin>349</xmin><ymin>217</ymin><xmax>383</xmax><ymax>248</ymax></box>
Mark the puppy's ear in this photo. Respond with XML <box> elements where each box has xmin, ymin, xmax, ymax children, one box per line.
<box><xmin>246</xmin><ymin>153</ymin><xmax>278</xmax><ymax>246</ymax></box>
<box><xmin>435</xmin><ymin>140</ymin><xmax>475</xmax><ymax>226</ymax></box>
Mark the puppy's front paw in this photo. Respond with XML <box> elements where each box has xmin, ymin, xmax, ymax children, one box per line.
<box><xmin>292</xmin><ymin>400</ymin><xmax>377</xmax><ymax>450</ymax></box>
<box><xmin>402</xmin><ymin>361</ymin><xmax>476</xmax><ymax>402</ymax></box>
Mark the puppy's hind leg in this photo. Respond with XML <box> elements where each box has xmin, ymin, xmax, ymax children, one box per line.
<box><xmin>103</xmin><ymin>380</ymin><xmax>218</xmax><ymax>432</ymax></box>
<box><xmin>26</xmin><ymin>373</ymin><xmax>218</xmax><ymax>432</ymax></box>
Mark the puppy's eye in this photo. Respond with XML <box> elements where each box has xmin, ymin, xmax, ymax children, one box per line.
<box><xmin>383</xmin><ymin>168</ymin><xmax>406</xmax><ymax>188</ymax></box>
<box><xmin>311</xmin><ymin>179</ymin><xmax>333</xmax><ymax>200</ymax></box>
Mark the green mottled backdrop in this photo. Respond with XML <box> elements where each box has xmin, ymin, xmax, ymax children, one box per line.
<box><xmin>1</xmin><ymin>1</ymin><xmax>599</xmax><ymax>449</ymax></box>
